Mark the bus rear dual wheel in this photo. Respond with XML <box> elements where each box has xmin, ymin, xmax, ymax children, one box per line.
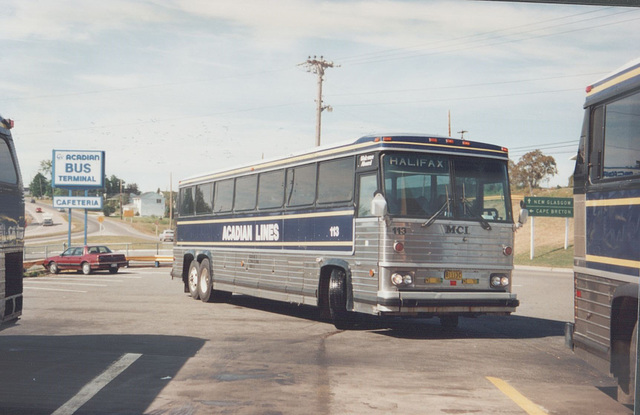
<box><xmin>188</xmin><ymin>259</ymin><xmax>231</xmax><ymax>303</ymax></box>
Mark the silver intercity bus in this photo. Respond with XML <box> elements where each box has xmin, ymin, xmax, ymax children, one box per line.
<box><xmin>0</xmin><ymin>115</ymin><xmax>24</xmax><ymax>323</ymax></box>
<box><xmin>172</xmin><ymin>134</ymin><xmax>521</xmax><ymax>329</ymax></box>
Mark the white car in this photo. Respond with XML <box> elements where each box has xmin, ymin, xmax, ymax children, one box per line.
<box><xmin>42</xmin><ymin>214</ymin><xmax>53</xmax><ymax>226</ymax></box>
<box><xmin>159</xmin><ymin>229</ymin><xmax>174</xmax><ymax>242</ymax></box>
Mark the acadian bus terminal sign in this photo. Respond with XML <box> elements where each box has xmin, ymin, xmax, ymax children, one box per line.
<box><xmin>524</xmin><ymin>196</ymin><xmax>573</xmax><ymax>217</ymax></box>
<box><xmin>52</xmin><ymin>150</ymin><xmax>105</xmax><ymax>189</ymax></box>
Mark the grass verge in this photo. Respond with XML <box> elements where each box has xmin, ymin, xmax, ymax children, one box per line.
<box><xmin>514</xmin><ymin>244</ymin><xmax>573</xmax><ymax>268</ymax></box>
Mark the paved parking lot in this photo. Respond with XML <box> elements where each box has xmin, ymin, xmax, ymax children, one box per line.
<box><xmin>0</xmin><ymin>267</ymin><xmax>631</xmax><ymax>414</ymax></box>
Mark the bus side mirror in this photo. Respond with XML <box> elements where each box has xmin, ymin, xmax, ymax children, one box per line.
<box><xmin>517</xmin><ymin>208</ymin><xmax>528</xmax><ymax>228</ymax></box>
<box><xmin>371</xmin><ymin>193</ymin><xmax>387</xmax><ymax>218</ymax></box>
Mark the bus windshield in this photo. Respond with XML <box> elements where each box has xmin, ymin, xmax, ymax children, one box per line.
<box><xmin>382</xmin><ymin>152</ymin><xmax>512</xmax><ymax>222</ymax></box>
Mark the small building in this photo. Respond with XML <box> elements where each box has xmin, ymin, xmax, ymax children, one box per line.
<box><xmin>132</xmin><ymin>192</ymin><xmax>165</xmax><ymax>217</ymax></box>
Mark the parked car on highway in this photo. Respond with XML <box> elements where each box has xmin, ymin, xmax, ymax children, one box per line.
<box><xmin>44</xmin><ymin>245</ymin><xmax>129</xmax><ymax>275</ymax></box>
<box><xmin>159</xmin><ymin>229</ymin><xmax>174</xmax><ymax>242</ymax></box>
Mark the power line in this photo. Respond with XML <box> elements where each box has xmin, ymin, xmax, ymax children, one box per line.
<box><xmin>340</xmin><ymin>8</ymin><xmax>638</xmax><ymax>66</ymax></box>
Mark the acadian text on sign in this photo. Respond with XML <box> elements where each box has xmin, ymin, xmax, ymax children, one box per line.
<box><xmin>52</xmin><ymin>150</ymin><xmax>105</xmax><ymax>188</ymax></box>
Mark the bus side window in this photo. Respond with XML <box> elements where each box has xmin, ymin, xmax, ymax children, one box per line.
<box><xmin>214</xmin><ymin>179</ymin><xmax>234</xmax><ymax>213</ymax></box>
<box><xmin>286</xmin><ymin>164</ymin><xmax>317</xmax><ymax>207</ymax></box>
<box><xmin>602</xmin><ymin>91</ymin><xmax>640</xmax><ymax>180</ymax></box>
<box><xmin>357</xmin><ymin>174</ymin><xmax>378</xmax><ymax>217</ymax></box>
<box><xmin>195</xmin><ymin>183</ymin><xmax>213</xmax><ymax>215</ymax></box>
<box><xmin>317</xmin><ymin>157</ymin><xmax>355</xmax><ymax>205</ymax></box>
<box><xmin>0</xmin><ymin>137</ymin><xmax>18</xmax><ymax>184</ymax></box>
<box><xmin>235</xmin><ymin>174</ymin><xmax>258</xmax><ymax>211</ymax></box>
<box><xmin>589</xmin><ymin>105</ymin><xmax>604</xmax><ymax>182</ymax></box>
<box><xmin>258</xmin><ymin>170</ymin><xmax>285</xmax><ymax>210</ymax></box>
<box><xmin>179</xmin><ymin>187</ymin><xmax>195</xmax><ymax>216</ymax></box>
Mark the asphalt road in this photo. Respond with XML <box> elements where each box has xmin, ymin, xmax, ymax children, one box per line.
<box><xmin>25</xmin><ymin>200</ymin><xmax>157</xmax><ymax>243</ymax></box>
<box><xmin>0</xmin><ymin>267</ymin><xmax>630</xmax><ymax>415</ymax></box>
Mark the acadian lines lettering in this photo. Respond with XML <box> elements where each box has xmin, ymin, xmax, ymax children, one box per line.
<box><xmin>222</xmin><ymin>223</ymin><xmax>280</xmax><ymax>242</ymax></box>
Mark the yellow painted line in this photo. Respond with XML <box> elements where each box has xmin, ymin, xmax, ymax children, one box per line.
<box><xmin>586</xmin><ymin>197</ymin><xmax>640</xmax><ymax>207</ymax></box>
<box><xmin>486</xmin><ymin>377</ymin><xmax>547</xmax><ymax>415</ymax></box>
<box><xmin>586</xmin><ymin>254</ymin><xmax>640</xmax><ymax>269</ymax></box>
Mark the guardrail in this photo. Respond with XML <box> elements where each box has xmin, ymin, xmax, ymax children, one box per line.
<box><xmin>24</xmin><ymin>242</ymin><xmax>174</xmax><ymax>268</ymax></box>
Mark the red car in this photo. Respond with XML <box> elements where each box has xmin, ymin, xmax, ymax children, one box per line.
<box><xmin>35</xmin><ymin>207</ymin><xmax>42</xmax><ymax>213</ymax></box>
<box><xmin>44</xmin><ymin>245</ymin><xmax>129</xmax><ymax>275</ymax></box>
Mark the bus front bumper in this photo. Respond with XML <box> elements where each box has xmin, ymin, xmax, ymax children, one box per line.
<box><xmin>374</xmin><ymin>291</ymin><xmax>519</xmax><ymax>315</ymax></box>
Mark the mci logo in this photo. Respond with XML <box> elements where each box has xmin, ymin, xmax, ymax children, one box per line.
<box><xmin>443</xmin><ymin>225</ymin><xmax>469</xmax><ymax>235</ymax></box>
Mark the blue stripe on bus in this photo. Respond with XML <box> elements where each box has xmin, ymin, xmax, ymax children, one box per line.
<box><xmin>177</xmin><ymin>209</ymin><xmax>354</xmax><ymax>251</ymax></box>
<box><xmin>585</xmin><ymin>189</ymin><xmax>640</xmax><ymax>275</ymax></box>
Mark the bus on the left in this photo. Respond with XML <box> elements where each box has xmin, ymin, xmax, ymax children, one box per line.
<box><xmin>0</xmin><ymin>114</ymin><xmax>24</xmax><ymax>323</ymax></box>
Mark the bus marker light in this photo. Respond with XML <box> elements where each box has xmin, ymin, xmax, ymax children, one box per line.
<box><xmin>393</xmin><ymin>241</ymin><xmax>404</xmax><ymax>252</ymax></box>
<box><xmin>450</xmin><ymin>280</ymin><xmax>457</xmax><ymax>286</ymax></box>
<box><xmin>586</xmin><ymin>85</ymin><xmax>593</xmax><ymax>93</ymax></box>
<box><xmin>576</xmin><ymin>290</ymin><xmax>582</xmax><ymax>298</ymax></box>
<box><xmin>462</xmin><ymin>278</ymin><xmax>479</xmax><ymax>284</ymax></box>
<box><xmin>429</xmin><ymin>138</ymin><xmax>438</xmax><ymax>143</ymax></box>
<box><xmin>503</xmin><ymin>246</ymin><xmax>513</xmax><ymax>256</ymax></box>
<box><xmin>426</xmin><ymin>277</ymin><xmax>442</xmax><ymax>284</ymax></box>
<box><xmin>446</xmin><ymin>138</ymin><xmax>454</xmax><ymax>144</ymax></box>
<box><xmin>462</xmin><ymin>141</ymin><xmax>470</xmax><ymax>146</ymax></box>
<box><xmin>369</xmin><ymin>269</ymin><xmax>375</xmax><ymax>277</ymax></box>
<box><xmin>383</xmin><ymin>136</ymin><xmax>392</xmax><ymax>141</ymax></box>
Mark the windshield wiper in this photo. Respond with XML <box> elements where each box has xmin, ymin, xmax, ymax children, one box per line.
<box><xmin>461</xmin><ymin>199</ymin><xmax>492</xmax><ymax>231</ymax></box>
<box><xmin>422</xmin><ymin>200</ymin><xmax>449</xmax><ymax>228</ymax></box>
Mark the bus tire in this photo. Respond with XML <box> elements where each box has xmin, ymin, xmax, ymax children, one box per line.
<box><xmin>48</xmin><ymin>262</ymin><xmax>59</xmax><ymax>274</ymax></box>
<box><xmin>81</xmin><ymin>262</ymin><xmax>92</xmax><ymax>275</ymax></box>
<box><xmin>198</xmin><ymin>259</ymin><xmax>232</xmax><ymax>303</ymax></box>
<box><xmin>329</xmin><ymin>268</ymin><xmax>352</xmax><ymax>330</ymax></box>
<box><xmin>618</xmin><ymin>322</ymin><xmax>637</xmax><ymax>405</ymax></box>
<box><xmin>187</xmin><ymin>260</ymin><xmax>200</xmax><ymax>300</ymax></box>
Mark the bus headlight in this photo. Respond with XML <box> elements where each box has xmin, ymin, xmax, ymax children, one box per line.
<box><xmin>490</xmin><ymin>274</ymin><xmax>510</xmax><ymax>288</ymax></box>
<box><xmin>391</xmin><ymin>273</ymin><xmax>413</xmax><ymax>286</ymax></box>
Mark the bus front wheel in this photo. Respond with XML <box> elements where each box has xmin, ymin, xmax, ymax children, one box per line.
<box><xmin>187</xmin><ymin>260</ymin><xmax>200</xmax><ymax>300</ymax></box>
<box><xmin>329</xmin><ymin>268</ymin><xmax>352</xmax><ymax>330</ymax></box>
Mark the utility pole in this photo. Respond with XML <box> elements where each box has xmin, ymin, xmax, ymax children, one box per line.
<box><xmin>300</xmin><ymin>56</ymin><xmax>338</xmax><ymax>146</ymax></box>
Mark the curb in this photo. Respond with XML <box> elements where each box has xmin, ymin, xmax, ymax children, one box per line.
<box><xmin>514</xmin><ymin>265</ymin><xmax>573</xmax><ymax>274</ymax></box>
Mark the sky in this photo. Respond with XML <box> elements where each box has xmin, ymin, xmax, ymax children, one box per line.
<box><xmin>1</xmin><ymin>0</ymin><xmax>638</xmax><ymax>193</ymax></box>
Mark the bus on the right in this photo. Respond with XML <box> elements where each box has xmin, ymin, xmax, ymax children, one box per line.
<box><xmin>572</xmin><ymin>57</ymin><xmax>640</xmax><ymax>405</ymax></box>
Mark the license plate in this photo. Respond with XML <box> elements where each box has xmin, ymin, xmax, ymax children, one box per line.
<box><xmin>444</xmin><ymin>270</ymin><xmax>462</xmax><ymax>280</ymax></box>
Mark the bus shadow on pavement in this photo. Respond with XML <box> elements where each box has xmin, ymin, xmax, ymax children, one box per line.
<box><xmin>0</xmin><ymin>334</ymin><xmax>205</xmax><ymax>415</ymax></box>
<box><xmin>227</xmin><ymin>295</ymin><xmax>565</xmax><ymax>340</ymax></box>
<box><xmin>372</xmin><ymin>314</ymin><xmax>566</xmax><ymax>340</ymax></box>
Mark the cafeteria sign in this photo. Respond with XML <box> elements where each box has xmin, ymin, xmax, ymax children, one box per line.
<box><xmin>52</xmin><ymin>150</ymin><xmax>105</xmax><ymax>189</ymax></box>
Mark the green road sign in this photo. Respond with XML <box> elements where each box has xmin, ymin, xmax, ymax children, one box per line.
<box><xmin>524</xmin><ymin>196</ymin><xmax>573</xmax><ymax>217</ymax></box>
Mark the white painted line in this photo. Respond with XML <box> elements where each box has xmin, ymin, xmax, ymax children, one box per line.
<box><xmin>24</xmin><ymin>281</ymin><xmax>107</xmax><ymax>287</ymax></box>
<box><xmin>23</xmin><ymin>287</ymin><xmax>87</xmax><ymax>293</ymax></box>
<box><xmin>52</xmin><ymin>353</ymin><xmax>142</xmax><ymax>415</ymax></box>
